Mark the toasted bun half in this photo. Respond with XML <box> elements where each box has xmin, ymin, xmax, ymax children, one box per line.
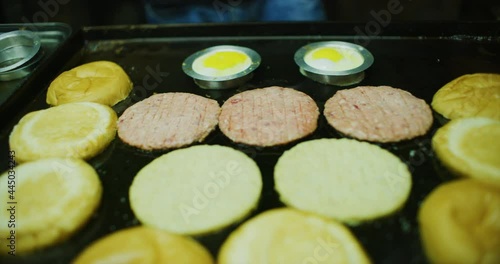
<box><xmin>432</xmin><ymin>73</ymin><xmax>500</xmax><ymax>120</ymax></box>
<box><xmin>73</xmin><ymin>226</ymin><xmax>214</xmax><ymax>264</ymax></box>
<box><xmin>219</xmin><ymin>208</ymin><xmax>371</xmax><ymax>264</ymax></box>
<box><xmin>275</xmin><ymin>138</ymin><xmax>412</xmax><ymax>224</ymax></box>
<box><xmin>129</xmin><ymin>145</ymin><xmax>262</xmax><ymax>235</ymax></box>
<box><xmin>432</xmin><ymin>117</ymin><xmax>500</xmax><ymax>184</ymax></box>
<box><xmin>9</xmin><ymin>102</ymin><xmax>117</xmax><ymax>163</ymax></box>
<box><xmin>0</xmin><ymin>158</ymin><xmax>102</xmax><ymax>255</ymax></box>
<box><xmin>418</xmin><ymin>179</ymin><xmax>500</xmax><ymax>264</ymax></box>
<box><xmin>46</xmin><ymin>61</ymin><xmax>132</xmax><ymax>106</ymax></box>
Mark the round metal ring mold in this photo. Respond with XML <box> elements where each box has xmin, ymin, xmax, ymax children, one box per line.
<box><xmin>294</xmin><ymin>41</ymin><xmax>374</xmax><ymax>86</ymax></box>
<box><xmin>182</xmin><ymin>45</ymin><xmax>261</xmax><ymax>90</ymax></box>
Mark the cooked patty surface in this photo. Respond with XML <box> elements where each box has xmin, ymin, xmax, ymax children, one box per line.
<box><xmin>219</xmin><ymin>86</ymin><xmax>319</xmax><ymax>147</ymax></box>
<box><xmin>118</xmin><ymin>93</ymin><xmax>220</xmax><ymax>150</ymax></box>
<box><xmin>324</xmin><ymin>86</ymin><xmax>433</xmax><ymax>142</ymax></box>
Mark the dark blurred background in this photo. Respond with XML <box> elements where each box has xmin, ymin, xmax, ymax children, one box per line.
<box><xmin>0</xmin><ymin>0</ymin><xmax>499</xmax><ymax>29</ymax></box>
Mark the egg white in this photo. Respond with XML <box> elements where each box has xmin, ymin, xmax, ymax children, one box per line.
<box><xmin>192</xmin><ymin>50</ymin><xmax>252</xmax><ymax>78</ymax></box>
<box><xmin>304</xmin><ymin>47</ymin><xmax>364</xmax><ymax>72</ymax></box>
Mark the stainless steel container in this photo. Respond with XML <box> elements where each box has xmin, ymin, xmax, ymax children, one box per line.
<box><xmin>0</xmin><ymin>30</ymin><xmax>41</xmax><ymax>72</ymax></box>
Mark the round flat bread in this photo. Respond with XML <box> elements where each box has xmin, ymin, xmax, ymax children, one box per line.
<box><xmin>324</xmin><ymin>86</ymin><xmax>433</xmax><ymax>142</ymax></box>
<box><xmin>73</xmin><ymin>226</ymin><xmax>213</xmax><ymax>264</ymax></box>
<box><xmin>129</xmin><ymin>145</ymin><xmax>262</xmax><ymax>235</ymax></box>
<box><xmin>46</xmin><ymin>61</ymin><xmax>133</xmax><ymax>106</ymax></box>
<box><xmin>432</xmin><ymin>73</ymin><xmax>500</xmax><ymax>120</ymax></box>
<box><xmin>9</xmin><ymin>102</ymin><xmax>117</xmax><ymax>163</ymax></box>
<box><xmin>219</xmin><ymin>86</ymin><xmax>319</xmax><ymax>147</ymax></box>
<box><xmin>418</xmin><ymin>179</ymin><xmax>500</xmax><ymax>264</ymax></box>
<box><xmin>218</xmin><ymin>208</ymin><xmax>371</xmax><ymax>264</ymax></box>
<box><xmin>0</xmin><ymin>158</ymin><xmax>102</xmax><ymax>255</ymax></box>
<box><xmin>275</xmin><ymin>138</ymin><xmax>412</xmax><ymax>224</ymax></box>
<box><xmin>118</xmin><ymin>93</ymin><xmax>220</xmax><ymax>150</ymax></box>
<box><xmin>432</xmin><ymin>117</ymin><xmax>500</xmax><ymax>184</ymax></box>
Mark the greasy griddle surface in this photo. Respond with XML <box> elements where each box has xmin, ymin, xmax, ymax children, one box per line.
<box><xmin>1</xmin><ymin>25</ymin><xmax>499</xmax><ymax>263</ymax></box>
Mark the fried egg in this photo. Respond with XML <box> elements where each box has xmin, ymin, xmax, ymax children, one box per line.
<box><xmin>304</xmin><ymin>47</ymin><xmax>364</xmax><ymax>72</ymax></box>
<box><xmin>192</xmin><ymin>50</ymin><xmax>252</xmax><ymax>77</ymax></box>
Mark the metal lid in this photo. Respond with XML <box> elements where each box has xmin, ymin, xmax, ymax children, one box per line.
<box><xmin>0</xmin><ymin>30</ymin><xmax>41</xmax><ymax>73</ymax></box>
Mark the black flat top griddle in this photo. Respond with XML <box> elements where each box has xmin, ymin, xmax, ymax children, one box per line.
<box><xmin>0</xmin><ymin>22</ymin><xmax>499</xmax><ymax>264</ymax></box>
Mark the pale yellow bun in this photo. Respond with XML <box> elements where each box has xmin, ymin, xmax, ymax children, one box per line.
<box><xmin>73</xmin><ymin>226</ymin><xmax>213</xmax><ymax>264</ymax></box>
<box><xmin>431</xmin><ymin>73</ymin><xmax>500</xmax><ymax>120</ymax></box>
<box><xmin>275</xmin><ymin>138</ymin><xmax>412</xmax><ymax>225</ymax></box>
<box><xmin>432</xmin><ymin>117</ymin><xmax>500</xmax><ymax>184</ymax></box>
<box><xmin>218</xmin><ymin>208</ymin><xmax>371</xmax><ymax>264</ymax></box>
<box><xmin>0</xmin><ymin>158</ymin><xmax>102</xmax><ymax>255</ymax></box>
<box><xmin>418</xmin><ymin>179</ymin><xmax>500</xmax><ymax>264</ymax></box>
<box><xmin>46</xmin><ymin>61</ymin><xmax>133</xmax><ymax>106</ymax></box>
<box><xmin>9</xmin><ymin>102</ymin><xmax>117</xmax><ymax>163</ymax></box>
<box><xmin>129</xmin><ymin>145</ymin><xmax>262</xmax><ymax>235</ymax></box>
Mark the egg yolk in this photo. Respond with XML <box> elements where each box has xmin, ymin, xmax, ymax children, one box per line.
<box><xmin>311</xmin><ymin>47</ymin><xmax>344</xmax><ymax>62</ymax></box>
<box><xmin>203</xmin><ymin>51</ymin><xmax>248</xmax><ymax>70</ymax></box>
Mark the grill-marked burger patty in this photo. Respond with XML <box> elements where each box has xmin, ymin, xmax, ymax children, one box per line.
<box><xmin>219</xmin><ymin>86</ymin><xmax>319</xmax><ymax>147</ymax></box>
<box><xmin>324</xmin><ymin>86</ymin><xmax>433</xmax><ymax>142</ymax></box>
<box><xmin>118</xmin><ymin>93</ymin><xmax>220</xmax><ymax>150</ymax></box>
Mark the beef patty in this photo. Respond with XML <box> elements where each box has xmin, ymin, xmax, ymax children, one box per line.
<box><xmin>324</xmin><ymin>86</ymin><xmax>433</xmax><ymax>142</ymax></box>
<box><xmin>118</xmin><ymin>93</ymin><xmax>220</xmax><ymax>150</ymax></box>
<box><xmin>219</xmin><ymin>86</ymin><xmax>319</xmax><ymax>147</ymax></box>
